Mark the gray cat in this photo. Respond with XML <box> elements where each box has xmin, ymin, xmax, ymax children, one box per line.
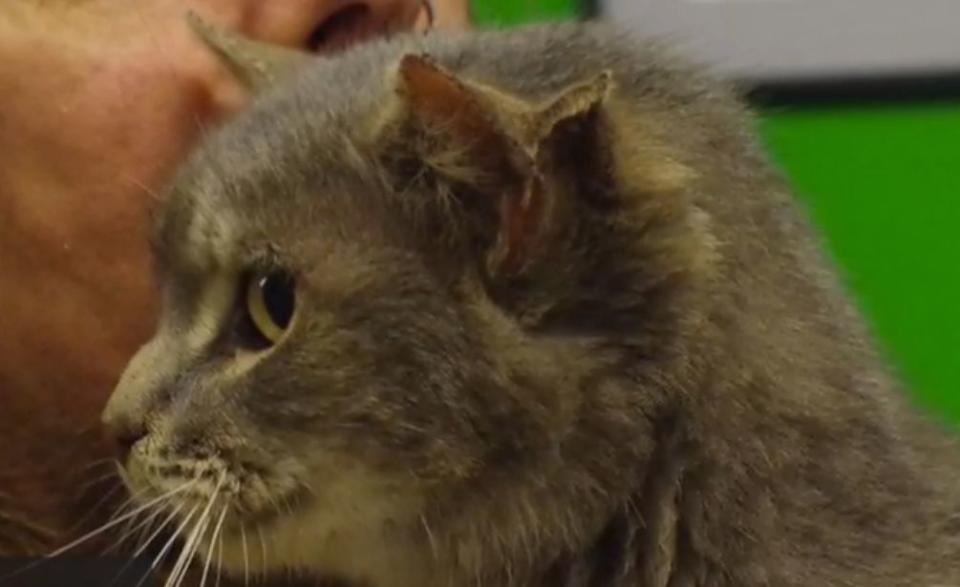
<box><xmin>101</xmin><ymin>17</ymin><xmax>960</xmax><ymax>587</ymax></box>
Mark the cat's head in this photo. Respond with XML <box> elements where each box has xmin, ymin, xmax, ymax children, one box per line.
<box><xmin>102</xmin><ymin>21</ymin><xmax>710</xmax><ymax>586</ymax></box>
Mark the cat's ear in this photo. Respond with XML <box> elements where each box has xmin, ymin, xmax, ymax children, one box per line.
<box><xmin>386</xmin><ymin>54</ymin><xmax>614</xmax><ymax>277</ymax></box>
<box><xmin>186</xmin><ymin>12</ymin><xmax>311</xmax><ymax>90</ymax></box>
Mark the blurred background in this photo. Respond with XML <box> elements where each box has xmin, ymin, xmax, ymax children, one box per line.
<box><xmin>471</xmin><ymin>0</ymin><xmax>960</xmax><ymax>424</ymax></box>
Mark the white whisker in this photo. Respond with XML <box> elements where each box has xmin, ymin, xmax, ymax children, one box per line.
<box><xmin>171</xmin><ymin>516</ymin><xmax>208</xmax><ymax>587</ymax></box>
<box><xmin>103</xmin><ymin>500</ymin><xmax>149</xmax><ymax>553</ymax></box>
<box><xmin>166</xmin><ymin>504</ymin><xmax>211</xmax><ymax>587</ymax></box>
<box><xmin>102</xmin><ymin>498</ymin><xmax>177</xmax><ymax>587</ymax></box>
<box><xmin>134</xmin><ymin>502</ymin><xmax>185</xmax><ymax>558</ymax></box>
<box><xmin>199</xmin><ymin>507</ymin><xmax>228</xmax><ymax>587</ymax></box>
<box><xmin>240</xmin><ymin>522</ymin><xmax>250</xmax><ymax>587</ymax></box>
<box><xmin>103</xmin><ymin>502</ymin><xmax>166</xmax><ymax>555</ymax></box>
<box><xmin>134</xmin><ymin>504</ymin><xmax>199</xmax><ymax>587</ymax></box>
<box><xmin>104</xmin><ymin>481</ymin><xmax>170</xmax><ymax>554</ymax></box>
<box><xmin>129</xmin><ymin>501</ymin><xmax>170</xmax><ymax>554</ymax></box>
<box><xmin>77</xmin><ymin>457</ymin><xmax>117</xmax><ymax>474</ymax></box>
<box><xmin>215</xmin><ymin>519</ymin><xmax>225</xmax><ymax>587</ymax></box>
<box><xmin>67</xmin><ymin>480</ymin><xmax>127</xmax><ymax>535</ymax></box>
<box><xmin>47</xmin><ymin>483</ymin><xmax>191</xmax><ymax>559</ymax></box>
<box><xmin>167</xmin><ymin>474</ymin><xmax>225</xmax><ymax>587</ymax></box>
<box><xmin>151</xmin><ymin>505</ymin><xmax>200</xmax><ymax>575</ymax></box>
<box><xmin>122</xmin><ymin>174</ymin><xmax>164</xmax><ymax>203</ymax></box>
<box><xmin>421</xmin><ymin>514</ymin><xmax>439</xmax><ymax>562</ymax></box>
<box><xmin>298</xmin><ymin>480</ymin><xmax>320</xmax><ymax>499</ymax></box>
<box><xmin>256</xmin><ymin>525</ymin><xmax>268</xmax><ymax>579</ymax></box>
<box><xmin>77</xmin><ymin>468</ymin><xmax>123</xmax><ymax>493</ymax></box>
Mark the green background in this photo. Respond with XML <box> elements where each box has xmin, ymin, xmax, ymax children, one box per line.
<box><xmin>472</xmin><ymin>1</ymin><xmax>960</xmax><ymax>423</ymax></box>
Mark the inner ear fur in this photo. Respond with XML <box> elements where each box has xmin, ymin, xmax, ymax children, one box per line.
<box><xmin>381</xmin><ymin>54</ymin><xmax>615</xmax><ymax>278</ymax></box>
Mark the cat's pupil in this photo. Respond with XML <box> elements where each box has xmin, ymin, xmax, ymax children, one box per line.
<box><xmin>258</xmin><ymin>272</ymin><xmax>295</xmax><ymax>330</ymax></box>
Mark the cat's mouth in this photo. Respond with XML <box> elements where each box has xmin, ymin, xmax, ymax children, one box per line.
<box><xmin>218</xmin><ymin>483</ymin><xmax>314</xmax><ymax>538</ymax></box>
<box><xmin>147</xmin><ymin>473</ymin><xmax>308</xmax><ymax>531</ymax></box>
<box><xmin>121</xmin><ymin>446</ymin><xmax>418</xmax><ymax>582</ymax></box>
<box><xmin>119</xmin><ymin>450</ymin><xmax>314</xmax><ymax>562</ymax></box>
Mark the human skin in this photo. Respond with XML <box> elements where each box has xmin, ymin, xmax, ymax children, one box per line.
<box><xmin>0</xmin><ymin>0</ymin><xmax>468</xmax><ymax>555</ymax></box>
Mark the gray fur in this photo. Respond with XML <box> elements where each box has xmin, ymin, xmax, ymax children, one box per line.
<box><xmin>103</xmin><ymin>23</ymin><xmax>960</xmax><ymax>587</ymax></box>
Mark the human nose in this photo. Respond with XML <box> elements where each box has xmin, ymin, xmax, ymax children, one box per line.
<box><xmin>243</xmin><ymin>0</ymin><xmax>428</xmax><ymax>52</ymax></box>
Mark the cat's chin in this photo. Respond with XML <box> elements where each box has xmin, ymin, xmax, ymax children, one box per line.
<box><xmin>207</xmin><ymin>496</ymin><xmax>435</xmax><ymax>587</ymax></box>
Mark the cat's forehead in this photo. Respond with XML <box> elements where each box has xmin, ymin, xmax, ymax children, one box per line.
<box><xmin>156</xmin><ymin>112</ymin><xmax>386</xmax><ymax>272</ymax></box>
<box><xmin>153</xmin><ymin>171</ymin><xmax>241</xmax><ymax>276</ymax></box>
<box><xmin>153</xmin><ymin>38</ymin><xmax>428</xmax><ymax>275</ymax></box>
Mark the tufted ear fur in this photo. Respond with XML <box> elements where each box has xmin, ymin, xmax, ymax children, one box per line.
<box><xmin>186</xmin><ymin>12</ymin><xmax>312</xmax><ymax>90</ymax></box>
<box><xmin>385</xmin><ymin>54</ymin><xmax>614</xmax><ymax>278</ymax></box>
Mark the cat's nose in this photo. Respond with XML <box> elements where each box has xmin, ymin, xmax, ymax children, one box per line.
<box><xmin>247</xmin><ymin>0</ymin><xmax>428</xmax><ymax>53</ymax></box>
<box><xmin>102</xmin><ymin>416</ymin><xmax>147</xmax><ymax>462</ymax></box>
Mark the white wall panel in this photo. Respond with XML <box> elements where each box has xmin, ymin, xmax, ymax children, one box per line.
<box><xmin>599</xmin><ymin>0</ymin><xmax>960</xmax><ymax>81</ymax></box>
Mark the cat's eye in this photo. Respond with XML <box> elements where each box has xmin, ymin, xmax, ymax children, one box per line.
<box><xmin>245</xmin><ymin>271</ymin><xmax>296</xmax><ymax>345</ymax></box>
